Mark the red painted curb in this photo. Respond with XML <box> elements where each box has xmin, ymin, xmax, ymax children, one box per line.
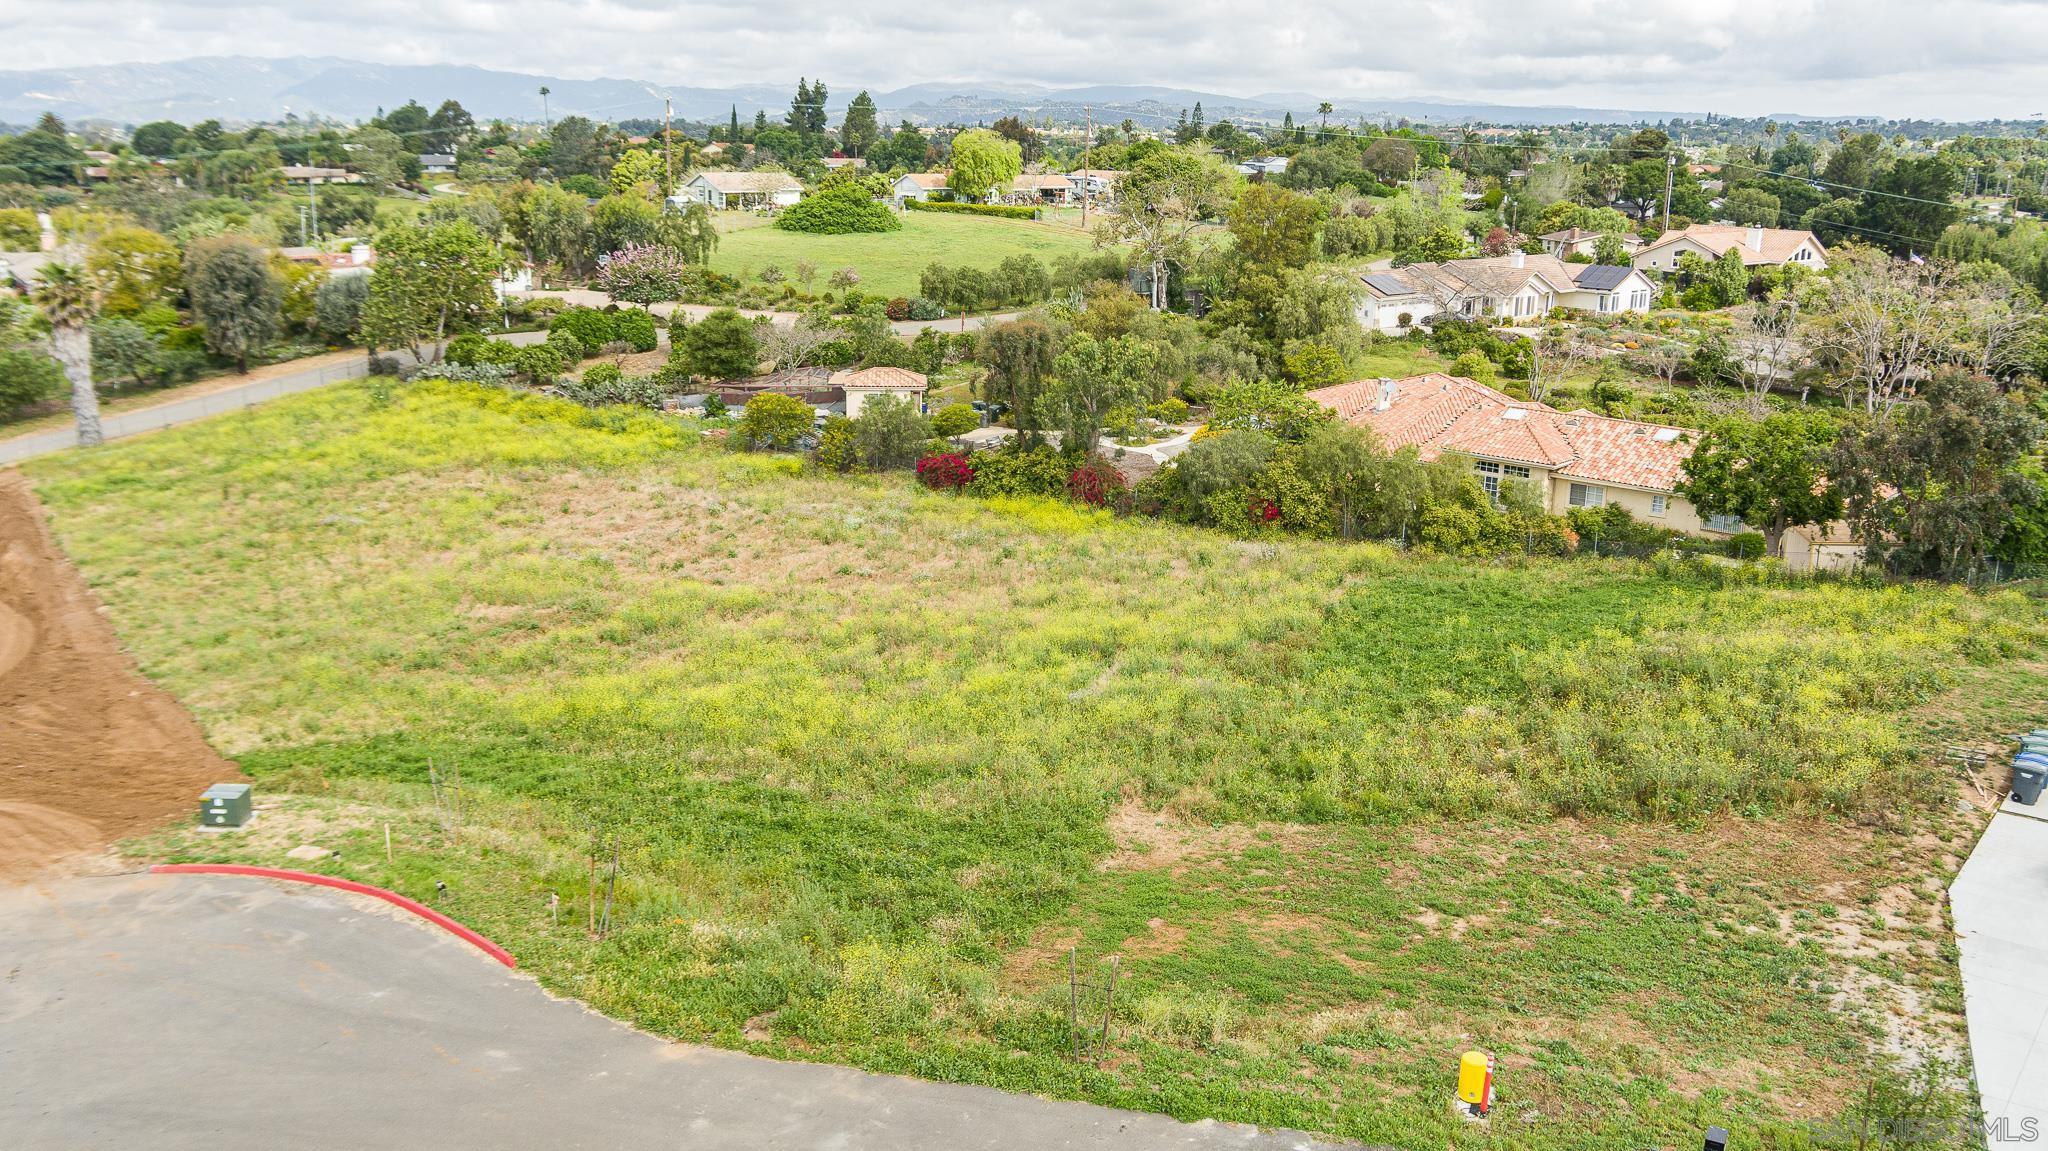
<box><xmin>151</xmin><ymin>864</ymin><xmax>517</xmax><ymax>969</ymax></box>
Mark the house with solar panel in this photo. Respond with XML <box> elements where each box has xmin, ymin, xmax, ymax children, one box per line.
<box><xmin>1355</xmin><ymin>251</ymin><xmax>1657</xmax><ymax>333</ymax></box>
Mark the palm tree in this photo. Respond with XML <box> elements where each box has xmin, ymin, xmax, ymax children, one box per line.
<box><xmin>33</xmin><ymin>263</ymin><xmax>103</xmax><ymax>447</ymax></box>
<box><xmin>1317</xmin><ymin>101</ymin><xmax>1334</xmax><ymax>140</ymax></box>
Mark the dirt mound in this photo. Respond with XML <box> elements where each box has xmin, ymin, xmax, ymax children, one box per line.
<box><xmin>0</xmin><ymin>471</ymin><xmax>237</xmax><ymax>881</ymax></box>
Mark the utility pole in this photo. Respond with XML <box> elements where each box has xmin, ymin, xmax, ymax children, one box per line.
<box><xmin>1662</xmin><ymin>152</ymin><xmax>1676</xmax><ymax>235</ymax></box>
<box><xmin>664</xmin><ymin>97</ymin><xmax>673</xmax><ymax>198</ymax></box>
<box><xmin>308</xmin><ymin>178</ymin><xmax>319</xmax><ymax>242</ymax></box>
<box><xmin>1082</xmin><ymin>106</ymin><xmax>1092</xmax><ymax>230</ymax></box>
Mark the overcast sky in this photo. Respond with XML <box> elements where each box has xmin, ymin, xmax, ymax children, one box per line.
<box><xmin>5</xmin><ymin>0</ymin><xmax>2048</xmax><ymax>121</ymax></box>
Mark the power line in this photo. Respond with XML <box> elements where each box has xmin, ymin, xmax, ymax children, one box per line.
<box><xmin>1712</xmin><ymin>158</ymin><xmax>1960</xmax><ymax>209</ymax></box>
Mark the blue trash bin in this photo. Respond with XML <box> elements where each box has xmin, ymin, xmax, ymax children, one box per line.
<box><xmin>2014</xmin><ymin>754</ymin><xmax>2048</xmax><ymax>806</ymax></box>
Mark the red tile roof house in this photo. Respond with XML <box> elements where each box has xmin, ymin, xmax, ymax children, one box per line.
<box><xmin>705</xmin><ymin>367</ymin><xmax>927</xmax><ymax>419</ymax></box>
<box><xmin>1306</xmin><ymin>373</ymin><xmax>1751</xmax><ymax>537</ymax></box>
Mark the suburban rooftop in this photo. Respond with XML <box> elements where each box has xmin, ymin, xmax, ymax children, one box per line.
<box><xmin>1307</xmin><ymin>373</ymin><xmax>1697</xmax><ymax>491</ymax></box>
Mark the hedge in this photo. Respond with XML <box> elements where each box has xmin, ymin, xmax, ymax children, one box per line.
<box><xmin>550</xmin><ymin>306</ymin><xmax>619</xmax><ymax>353</ymax></box>
<box><xmin>615</xmin><ymin>308</ymin><xmax>659</xmax><ymax>352</ymax></box>
<box><xmin>905</xmin><ymin>200</ymin><xmax>1038</xmax><ymax>221</ymax></box>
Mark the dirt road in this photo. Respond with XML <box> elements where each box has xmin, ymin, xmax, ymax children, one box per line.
<box><xmin>0</xmin><ymin>472</ymin><xmax>235</xmax><ymax>879</ymax></box>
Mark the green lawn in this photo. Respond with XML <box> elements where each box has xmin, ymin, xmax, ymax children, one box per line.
<box><xmin>26</xmin><ymin>379</ymin><xmax>2047</xmax><ymax>1150</ymax></box>
<box><xmin>710</xmin><ymin>210</ymin><xmax>1105</xmax><ymax>301</ymax></box>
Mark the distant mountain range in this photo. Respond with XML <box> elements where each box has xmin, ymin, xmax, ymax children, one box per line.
<box><xmin>0</xmin><ymin>54</ymin><xmax>1730</xmax><ymax>130</ymax></box>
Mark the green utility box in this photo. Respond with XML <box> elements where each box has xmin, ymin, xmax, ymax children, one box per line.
<box><xmin>199</xmin><ymin>783</ymin><xmax>253</xmax><ymax>828</ymax></box>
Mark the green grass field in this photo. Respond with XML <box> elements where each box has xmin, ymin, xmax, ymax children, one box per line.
<box><xmin>26</xmin><ymin>379</ymin><xmax>2048</xmax><ymax>1150</ymax></box>
<box><xmin>710</xmin><ymin>211</ymin><xmax>1105</xmax><ymax>301</ymax></box>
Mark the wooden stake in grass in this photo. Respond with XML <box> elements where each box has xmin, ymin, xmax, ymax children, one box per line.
<box><xmin>384</xmin><ymin>822</ymin><xmax>392</xmax><ymax>863</ymax></box>
<box><xmin>1100</xmin><ymin>955</ymin><xmax>1120</xmax><ymax>1049</ymax></box>
<box><xmin>1068</xmin><ymin>948</ymin><xmax>1080</xmax><ymax>1060</ymax></box>
<box><xmin>598</xmin><ymin>836</ymin><xmax>621</xmax><ymax>940</ymax></box>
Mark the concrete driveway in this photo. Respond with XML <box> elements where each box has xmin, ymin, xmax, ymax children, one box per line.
<box><xmin>0</xmin><ymin>873</ymin><xmax>1343</xmax><ymax>1150</ymax></box>
<box><xmin>1951</xmin><ymin>800</ymin><xmax>2048</xmax><ymax>1147</ymax></box>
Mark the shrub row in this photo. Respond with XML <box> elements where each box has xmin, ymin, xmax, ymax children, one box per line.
<box><xmin>905</xmin><ymin>200</ymin><xmax>1038</xmax><ymax>221</ymax></box>
<box><xmin>548</xmin><ymin>306</ymin><xmax>660</xmax><ymax>356</ymax></box>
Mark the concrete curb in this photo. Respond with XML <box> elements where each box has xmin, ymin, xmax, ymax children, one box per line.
<box><xmin>150</xmin><ymin>864</ymin><xmax>517</xmax><ymax>968</ymax></box>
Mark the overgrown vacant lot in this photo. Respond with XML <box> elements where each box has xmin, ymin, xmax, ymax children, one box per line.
<box><xmin>27</xmin><ymin>380</ymin><xmax>2048</xmax><ymax>1150</ymax></box>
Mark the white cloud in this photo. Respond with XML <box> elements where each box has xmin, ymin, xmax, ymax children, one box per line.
<box><xmin>3</xmin><ymin>0</ymin><xmax>2046</xmax><ymax>119</ymax></box>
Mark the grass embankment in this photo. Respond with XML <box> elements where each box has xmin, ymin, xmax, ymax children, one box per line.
<box><xmin>710</xmin><ymin>210</ymin><xmax>1102</xmax><ymax>300</ymax></box>
<box><xmin>27</xmin><ymin>379</ymin><xmax>2047</xmax><ymax>1150</ymax></box>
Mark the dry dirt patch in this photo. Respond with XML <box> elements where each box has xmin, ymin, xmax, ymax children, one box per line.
<box><xmin>1097</xmin><ymin>797</ymin><xmax>1308</xmax><ymax>875</ymax></box>
<box><xmin>0</xmin><ymin>472</ymin><xmax>236</xmax><ymax>880</ymax></box>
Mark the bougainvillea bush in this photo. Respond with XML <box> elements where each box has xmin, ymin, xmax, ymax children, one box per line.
<box><xmin>915</xmin><ymin>452</ymin><xmax>975</xmax><ymax>492</ymax></box>
<box><xmin>1065</xmin><ymin>456</ymin><xmax>1129</xmax><ymax>510</ymax></box>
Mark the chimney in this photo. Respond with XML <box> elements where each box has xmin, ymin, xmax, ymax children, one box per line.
<box><xmin>1374</xmin><ymin>377</ymin><xmax>1398</xmax><ymax>412</ymax></box>
<box><xmin>1510</xmin><ymin>250</ymin><xmax>1526</xmax><ymax>268</ymax></box>
<box><xmin>1746</xmin><ymin>226</ymin><xmax>1764</xmax><ymax>253</ymax></box>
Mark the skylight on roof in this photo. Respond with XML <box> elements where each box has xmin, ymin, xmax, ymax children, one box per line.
<box><xmin>1501</xmin><ymin>409</ymin><xmax>1527</xmax><ymax>421</ymax></box>
<box><xmin>1654</xmin><ymin>428</ymin><xmax>1682</xmax><ymax>442</ymax></box>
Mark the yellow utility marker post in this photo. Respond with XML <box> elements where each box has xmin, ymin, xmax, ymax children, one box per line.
<box><xmin>1455</xmin><ymin>1050</ymin><xmax>1493</xmax><ymax>1120</ymax></box>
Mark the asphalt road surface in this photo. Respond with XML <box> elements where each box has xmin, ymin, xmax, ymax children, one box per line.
<box><xmin>0</xmin><ymin>873</ymin><xmax>1346</xmax><ymax>1150</ymax></box>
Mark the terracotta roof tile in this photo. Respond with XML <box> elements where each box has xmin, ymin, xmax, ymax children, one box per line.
<box><xmin>1305</xmin><ymin>374</ymin><xmax>1696</xmax><ymax>491</ymax></box>
<box><xmin>831</xmin><ymin>367</ymin><xmax>928</xmax><ymax>390</ymax></box>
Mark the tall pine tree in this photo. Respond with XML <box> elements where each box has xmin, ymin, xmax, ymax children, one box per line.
<box><xmin>807</xmin><ymin>81</ymin><xmax>829</xmax><ymax>137</ymax></box>
<box><xmin>840</xmin><ymin>91</ymin><xmax>879</xmax><ymax>158</ymax></box>
<box><xmin>787</xmin><ymin>79</ymin><xmax>812</xmax><ymax>135</ymax></box>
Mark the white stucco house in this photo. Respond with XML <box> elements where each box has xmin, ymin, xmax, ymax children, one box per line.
<box><xmin>670</xmin><ymin>171</ymin><xmax>804</xmax><ymax>210</ymax></box>
<box><xmin>1538</xmin><ymin>227</ymin><xmax>1638</xmax><ymax>259</ymax></box>
<box><xmin>1313</xmin><ymin>372</ymin><xmax>1868</xmax><ymax>558</ymax></box>
<box><xmin>1309</xmin><ymin>373</ymin><xmax>1722</xmax><ymax>531</ymax></box>
<box><xmin>277</xmin><ymin>165</ymin><xmax>361</xmax><ymax>185</ymax></box>
<box><xmin>1355</xmin><ymin>252</ymin><xmax>1658</xmax><ymax>333</ymax></box>
<box><xmin>1066</xmin><ymin>169</ymin><xmax>1125</xmax><ymax>201</ymax></box>
<box><xmin>1008</xmin><ymin>173</ymin><xmax>1073</xmax><ymax>203</ymax></box>
<box><xmin>1236</xmin><ymin>156</ymin><xmax>1290</xmax><ymax>178</ymax></box>
<box><xmin>891</xmin><ymin>172</ymin><xmax>949</xmax><ymax>204</ymax></box>
<box><xmin>494</xmin><ymin>262</ymin><xmax>534</xmax><ymax>299</ymax></box>
<box><xmin>1632</xmin><ymin>224</ymin><xmax>1828</xmax><ymax>274</ymax></box>
<box><xmin>831</xmin><ymin>366</ymin><xmax>928</xmax><ymax>419</ymax></box>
